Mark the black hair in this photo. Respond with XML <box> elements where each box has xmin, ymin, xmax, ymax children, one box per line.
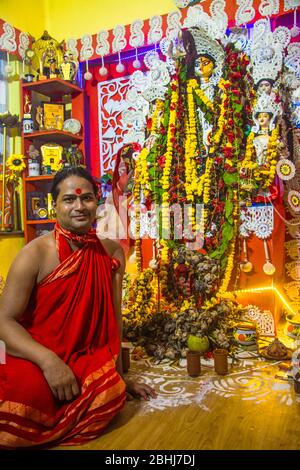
<box><xmin>195</xmin><ymin>53</ymin><xmax>216</xmax><ymax>66</ymax></box>
<box><xmin>255</xmin><ymin>111</ymin><xmax>273</xmax><ymax>119</ymax></box>
<box><xmin>51</xmin><ymin>166</ymin><xmax>98</xmax><ymax>202</ymax></box>
<box><xmin>255</xmin><ymin>78</ymin><xmax>274</xmax><ymax>91</ymax></box>
<box><xmin>182</xmin><ymin>29</ymin><xmax>216</xmax><ymax>80</ymax></box>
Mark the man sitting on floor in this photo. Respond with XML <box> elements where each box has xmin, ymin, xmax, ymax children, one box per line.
<box><xmin>0</xmin><ymin>166</ymin><xmax>156</xmax><ymax>448</ymax></box>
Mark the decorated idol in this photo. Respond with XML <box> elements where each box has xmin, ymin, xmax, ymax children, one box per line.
<box><xmin>252</xmin><ymin>93</ymin><xmax>280</xmax><ymax>167</ymax></box>
<box><xmin>182</xmin><ymin>26</ymin><xmax>225</xmax><ymax>152</ymax></box>
<box><xmin>247</xmin><ymin>19</ymin><xmax>291</xmax><ymax>99</ymax></box>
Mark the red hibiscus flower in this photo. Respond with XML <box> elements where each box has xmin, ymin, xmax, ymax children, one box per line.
<box><xmin>158</xmin><ymin>155</ymin><xmax>166</xmax><ymax>168</ymax></box>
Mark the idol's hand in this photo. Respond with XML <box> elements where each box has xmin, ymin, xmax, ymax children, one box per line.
<box><xmin>125</xmin><ymin>379</ymin><xmax>157</xmax><ymax>401</ymax></box>
<box><xmin>41</xmin><ymin>352</ymin><xmax>80</xmax><ymax>401</ymax></box>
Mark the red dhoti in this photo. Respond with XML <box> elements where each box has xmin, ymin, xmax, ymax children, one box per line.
<box><xmin>0</xmin><ymin>225</ymin><xmax>126</xmax><ymax>448</ymax></box>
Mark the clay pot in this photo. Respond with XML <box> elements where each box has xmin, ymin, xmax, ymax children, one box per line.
<box><xmin>213</xmin><ymin>348</ymin><xmax>228</xmax><ymax>375</ymax></box>
<box><xmin>285</xmin><ymin>314</ymin><xmax>300</xmax><ymax>340</ymax></box>
<box><xmin>122</xmin><ymin>347</ymin><xmax>130</xmax><ymax>373</ymax></box>
<box><xmin>186</xmin><ymin>350</ymin><xmax>201</xmax><ymax>377</ymax></box>
<box><xmin>233</xmin><ymin>322</ymin><xmax>256</xmax><ymax>346</ymax></box>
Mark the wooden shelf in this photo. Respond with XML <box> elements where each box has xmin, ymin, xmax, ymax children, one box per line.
<box><xmin>0</xmin><ymin>230</ymin><xmax>24</xmax><ymax>236</ymax></box>
<box><xmin>26</xmin><ymin>219</ymin><xmax>56</xmax><ymax>225</ymax></box>
<box><xmin>22</xmin><ymin>130</ymin><xmax>83</xmax><ymax>143</ymax></box>
<box><xmin>21</xmin><ymin>77</ymin><xmax>85</xmax><ymax>243</ymax></box>
<box><xmin>24</xmin><ymin>175</ymin><xmax>54</xmax><ymax>181</ymax></box>
<box><xmin>22</xmin><ymin>78</ymin><xmax>82</xmax><ymax>97</ymax></box>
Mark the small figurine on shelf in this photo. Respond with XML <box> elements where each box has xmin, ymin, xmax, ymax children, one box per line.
<box><xmin>23</xmin><ymin>94</ymin><xmax>33</xmax><ymax>134</ymax></box>
<box><xmin>47</xmin><ymin>193</ymin><xmax>56</xmax><ymax>219</ymax></box>
<box><xmin>24</xmin><ymin>48</ymin><xmax>36</xmax><ymax>82</ymax></box>
<box><xmin>59</xmin><ymin>50</ymin><xmax>78</xmax><ymax>82</ymax></box>
<box><xmin>41</xmin><ymin>46</ymin><xmax>58</xmax><ymax>79</ymax></box>
<box><xmin>35</xmin><ymin>105</ymin><xmax>44</xmax><ymax>130</ymax></box>
<box><xmin>62</xmin><ymin>144</ymin><xmax>83</xmax><ymax>167</ymax></box>
<box><xmin>27</xmin><ymin>145</ymin><xmax>40</xmax><ymax>177</ymax></box>
<box><xmin>24</xmin><ymin>94</ymin><xmax>32</xmax><ymax>116</ymax></box>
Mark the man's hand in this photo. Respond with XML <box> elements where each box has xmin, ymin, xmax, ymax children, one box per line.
<box><xmin>125</xmin><ymin>379</ymin><xmax>157</xmax><ymax>401</ymax></box>
<box><xmin>41</xmin><ymin>353</ymin><xmax>80</xmax><ymax>402</ymax></box>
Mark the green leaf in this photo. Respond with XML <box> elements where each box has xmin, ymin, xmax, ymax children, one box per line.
<box><xmin>210</xmin><ymin>221</ymin><xmax>234</xmax><ymax>259</ymax></box>
<box><xmin>223</xmin><ymin>172</ymin><xmax>238</xmax><ymax>186</ymax></box>
<box><xmin>222</xmin><ymin>222</ymin><xmax>234</xmax><ymax>240</ymax></box>
<box><xmin>225</xmin><ymin>200</ymin><xmax>233</xmax><ymax>219</ymax></box>
<box><xmin>148</xmin><ymin>167</ymin><xmax>156</xmax><ymax>177</ymax></box>
<box><xmin>233</xmin><ymin>103</ymin><xmax>243</xmax><ymax>113</ymax></box>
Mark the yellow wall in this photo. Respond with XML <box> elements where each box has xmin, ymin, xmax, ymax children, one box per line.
<box><xmin>0</xmin><ymin>58</ymin><xmax>24</xmax><ymax>280</ymax></box>
<box><xmin>0</xmin><ymin>236</ymin><xmax>24</xmax><ymax>279</ymax></box>
<box><xmin>44</xmin><ymin>0</ymin><xmax>176</xmax><ymax>41</ymax></box>
<box><xmin>0</xmin><ymin>0</ymin><xmax>46</xmax><ymax>39</ymax></box>
<box><xmin>1</xmin><ymin>0</ymin><xmax>175</xmax><ymax>41</ymax></box>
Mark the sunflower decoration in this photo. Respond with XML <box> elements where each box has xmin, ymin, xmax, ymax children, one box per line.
<box><xmin>276</xmin><ymin>159</ymin><xmax>296</xmax><ymax>181</ymax></box>
<box><xmin>6</xmin><ymin>154</ymin><xmax>26</xmax><ymax>184</ymax></box>
<box><xmin>288</xmin><ymin>190</ymin><xmax>300</xmax><ymax>213</ymax></box>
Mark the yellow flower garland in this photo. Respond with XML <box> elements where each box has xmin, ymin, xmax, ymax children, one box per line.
<box><xmin>151</xmin><ymin>99</ymin><xmax>164</xmax><ymax>134</ymax></box>
<box><xmin>239</xmin><ymin>126</ymin><xmax>279</xmax><ymax>189</ymax></box>
<box><xmin>136</xmin><ymin>148</ymin><xmax>151</xmax><ymax>197</ymax></box>
<box><xmin>188</xmin><ymin>78</ymin><xmax>214</xmax><ymax>112</ymax></box>
<box><xmin>184</xmin><ymin>79</ymin><xmax>199</xmax><ymax>203</ymax></box>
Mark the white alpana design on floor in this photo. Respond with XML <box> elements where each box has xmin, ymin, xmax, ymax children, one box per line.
<box><xmin>126</xmin><ymin>354</ymin><xmax>300</xmax><ymax>415</ymax></box>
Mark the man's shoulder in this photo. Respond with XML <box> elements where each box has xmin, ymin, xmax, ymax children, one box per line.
<box><xmin>100</xmin><ymin>238</ymin><xmax>124</xmax><ymax>258</ymax></box>
<box><xmin>21</xmin><ymin>231</ymin><xmax>55</xmax><ymax>256</ymax></box>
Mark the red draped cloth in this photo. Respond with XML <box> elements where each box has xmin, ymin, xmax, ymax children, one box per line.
<box><xmin>0</xmin><ymin>224</ymin><xmax>126</xmax><ymax>448</ymax></box>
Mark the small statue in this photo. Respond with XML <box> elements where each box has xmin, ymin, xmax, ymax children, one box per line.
<box><xmin>59</xmin><ymin>50</ymin><xmax>78</xmax><ymax>82</ymax></box>
<box><xmin>252</xmin><ymin>93</ymin><xmax>280</xmax><ymax>166</ymax></box>
<box><xmin>256</xmin><ymin>78</ymin><xmax>274</xmax><ymax>96</ymax></box>
<box><xmin>41</xmin><ymin>46</ymin><xmax>58</xmax><ymax>78</ymax></box>
<box><xmin>23</xmin><ymin>94</ymin><xmax>32</xmax><ymax>117</ymax></box>
<box><xmin>182</xmin><ymin>27</ymin><xmax>225</xmax><ymax>153</ymax></box>
<box><xmin>28</xmin><ymin>144</ymin><xmax>40</xmax><ymax>161</ymax></box>
<box><xmin>35</xmin><ymin>105</ymin><xmax>44</xmax><ymax>129</ymax></box>
<box><xmin>62</xmin><ymin>144</ymin><xmax>83</xmax><ymax>167</ymax></box>
<box><xmin>31</xmin><ymin>31</ymin><xmax>65</xmax><ymax>78</ymax></box>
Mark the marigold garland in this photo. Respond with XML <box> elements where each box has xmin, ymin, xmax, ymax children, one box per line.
<box><xmin>240</xmin><ymin>126</ymin><xmax>279</xmax><ymax>189</ymax></box>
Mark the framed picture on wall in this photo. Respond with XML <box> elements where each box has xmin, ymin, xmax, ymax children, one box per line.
<box><xmin>26</xmin><ymin>191</ymin><xmax>48</xmax><ymax>220</ymax></box>
<box><xmin>42</xmin><ymin>102</ymin><xmax>65</xmax><ymax>130</ymax></box>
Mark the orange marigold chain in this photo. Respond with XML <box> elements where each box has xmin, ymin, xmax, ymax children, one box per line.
<box><xmin>185</xmin><ymin>80</ymin><xmax>198</xmax><ymax>202</ymax></box>
<box><xmin>260</xmin><ymin>126</ymin><xmax>279</xmax><ymax>188</ymax></box>
<box><xmin>210</xmin><ymin>91</ymin><xmax>227</xmax><ymax>149</ymax></box>
<box><xmin>137</xmin><ymin>148</ymin><xmax>151</xmax><ymax>196</ymax></box>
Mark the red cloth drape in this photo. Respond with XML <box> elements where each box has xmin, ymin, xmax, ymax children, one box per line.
<box><xmin>0</xmin><ymin>224</ymin><xmax>126</xmax><ymax>448</ymax></box>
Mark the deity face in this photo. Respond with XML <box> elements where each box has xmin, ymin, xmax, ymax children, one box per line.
<box><xmin>54</xmin><ymin>175</ymin><xmax>97</xmax><ymax>234</ymax></box>
<box><xmin>257</xmin><ymin>80</ymin><xmax>273</xmax><ymax>95</ymax></box>
<box><xmin>194</xmin><ymin>55</ymin><xmax>215</xmax><ymax>82</ymax></box>
<box><xmin>257</xmin><ymin>112</ymin><xmax>271</xmax><ymax>130</ymax></box>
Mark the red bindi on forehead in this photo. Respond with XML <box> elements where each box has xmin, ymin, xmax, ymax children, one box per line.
<box><xmin>75</xmin><ymin>188</ymin><xmax>82</xmax><ymax>195</ymax></box>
